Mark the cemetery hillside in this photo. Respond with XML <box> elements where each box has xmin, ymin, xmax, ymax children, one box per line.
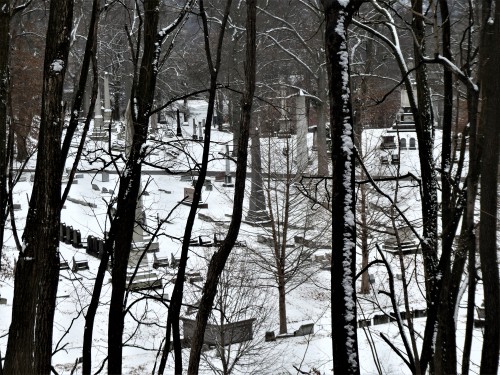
<box><xmin>0</xmin><ymin>1</ymin><xmax>499</xmax><ymax>374</ymax></box>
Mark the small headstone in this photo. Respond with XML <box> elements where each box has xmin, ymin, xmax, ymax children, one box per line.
<box><xmin>192</xmin><ymin>118</ymin><xmax>198</xmax><ymax>140</ymax></box>
<box><xmin>59</xmin><ymin>223</ymin><xmax>65</xmax><ymax>242</ymax></box>
<box><xmin>265</xmin><ymin>331</ymin><xmax>276</xmax><ymax>342</ymax></box>
<box><xmin>102</xmin><ymin>171</ymin><xmax>110</xmax><ymax>182</ymax></box>
<box><xmin>97</xmin><ymin>239</ymin><xmax>105</xmax><ymax>259</ymax></box>
<box><xmin>373</xmin><ymin>314</ymin><xmax>390</xmax><ymax>325</ymax></box>
<box><xmin>65</xmin><ymin>226</ymin><xmax>73</xmax><ymax>244</ymax></box>
<box><xmin>87</xmin><ymin>235</ymin><xmax>95</xmax><ymax>255</ymax></box>
<box><xmin>92</xmin><ymin>184</ymin><xmax>99</xmax><ymax>191</ymax></box>
<box><xmin>170</xmin><ymin>253</ymin><xmax>180</xmax><ymax>268</ymax></box>
<box><xmin>72</xmin><ymin>256</ymin><xmax>89</xmax><ymax>272</ymax></box>
<box><xmin>12</xmin><ymin>203</ymin><xmax>21</xmax><ymax>210</ymax></box>
<box><xmin>189</xmin><ymin>276</ymin><xmax>204</xmax><ymax>284</ymax></box>
<box><xmin>30</xmin><ymin>174</ymin><xmax>35</xmax><ymax>182</ymax></box>
<box><xmin>294</xmin><ymin>323</ymin><xmax>314</xmax><ymax>336</ymax></box>
<box><xmin>72</xmin><ymin>230</ymin><xmax>82</xmax><ymax>248</ymax></box>
<box><xmin>59</xmin><ymin>260</ymin><xmax>70</xmax><ymax>270</ymax></box>
<box><xmin>102</xmin><ymin>187</ymin><xmax>108</xmax><ymax>193</ymax></box>
<box><xmin>358</xmin><ymin>319</ymin><xmax>371</xmax><ymax>328</ymax></box>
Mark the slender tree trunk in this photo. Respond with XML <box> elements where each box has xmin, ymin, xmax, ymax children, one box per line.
<box><xmin>107</xmin><ymin>2</ymin><xmax>160</xmax><ymax>373</ymax></box>
<box><xmin>461</xmin><ymin>84</ymin><xmax>481</xmax><ymax>375</ymax></box>
<box><xmin>186</xmin><ymin>1</ymin><xmax>255</xmax><ymax>372</ymax></box>
<box><xmin>478</xmin><ymin>1</ymin><xmax>500</xmax><ymax>371</ymax></box>
<box><xmin>409</xmin><ymin>2</ymin><xmax>441</xmax><ymax>372</ymax></box>
<box><xmin>321</xmin><ymin>1</ymin><xmax>363</xmax><ymax>373</ymax></box>
<box><xmin>4</xmin><ymin>0</ymin><xmax>73</xmax><ymax>373</ymax></box>
<box><xmin>277</xmin><ymin>271</ymin><xmax>288</xmax><ymax>334</ymax></box>
<box><xmin>316</xmin><ymin>69</ymin><xmax>328</xmax><ymax>176</ymax></box>
<box><xmin>434</xmin><ymin>1</ymin><xmax>462</xmax><ymax>372</ymax></box>
<box><xmin>82</xmin><ymin>250</ymin><xmax>110</xmax><ymax>374</ymax></box>
<box><xmin>359</xmin><ymin>182</ymin><xmax>370</xmax><ymax>294</ymax></box>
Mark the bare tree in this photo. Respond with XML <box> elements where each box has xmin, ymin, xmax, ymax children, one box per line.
<box><xmin>186</xmin><ymin>0</ymin><xmax>256</xmax><ymax>372</ymax></box>
<box><xmin>477</xmin><ymin>0</ymin><xmax>500</xmax><ymax>371</ymax></box>
<box><xmin>4</xmin><ymin>0</ymin><xmax>74</xmax><ymax>373</ymax></box>
<box><xmin>321</xmin><ymin>1</ymin><xmax>364</xmax><ymax>373</ymax></box>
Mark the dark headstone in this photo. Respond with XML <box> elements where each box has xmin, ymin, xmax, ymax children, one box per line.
<box><xmin>358</xmin><ymin>319</ymin><xmax>372</xmax><ymax>328</ymax></box>
<box><xmin>87</xmin><ymin>235</ymin><xmax>95</xmax><ymax>255</ymax></box>
<box><xmin>60</xmin><ymin>223</ymin><xmax>66</xmax><ymax>242</ymax></box>
<box><xmin>65</xmin><ymin>226</ymin><xmax>73</xmax><ymax>244</ymax></box>
<box><xmin>97</xmin><ymin>239</ymin><xmax>105</xmax><ymax>259</ymax></box>
<box><xmin>265</xmin><ymin>331</ymin><xmax>276</xmax><ymax>342</ymax></box>
<box><xmin>72</xmin><ymin>230</ymin><xmax>82</xmax><ymax>248</ymax></box>
<box><xmin>373</xmin><ymin>314</ymin><xmax>390</xmax><ymax>325</ymax></box>
<box><xmin>369</xmin><ymin>274</ymin><xmax>375</xmax><ymax>284</ymax></box>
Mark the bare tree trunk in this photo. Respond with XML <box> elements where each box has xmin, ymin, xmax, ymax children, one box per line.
<box><xmin>478</xmin><ymin>2</ymin><xmax>500</xmax><ymax>371</ymax></box>
<box><xmin>316</xmin><ymin>69</ymin><xmax>328</xmax><ymax>176</ymax></box>
<box><xmin>277</xmin><ymin>272</ymin><xmax>288</xmax><ymax>334</ymax></box>
<box><xmin>4</xmin><ymin>0</ymin><xmax>73</xmax><ymax>373</ymax></box>
<box><xmin>107</xmin><ymin>2</ymin><xmax>160</xmax><ymax>373</ymax></box>
<box><xmin>0</xmin><ymin>0</ymin><xmax>10</xmax><ymax>269</ymax></box>
<box><xmin>321</xmin><ymin>1</ymin><xmax>363</xmax><ymax>373</ymax></box>
<box><xmin>186</xmin><ymin>1</ymin><xmax>255</xmax><ymax>372</ymax></box>
<box><xmin>359</xmin><ymin>182</ymin><xmax>370</xmax><ymax>294</ymax></box>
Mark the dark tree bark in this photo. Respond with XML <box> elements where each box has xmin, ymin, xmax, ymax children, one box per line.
<box><xmin>186</xmin><ymin>1</ymin><xmax>256</xmax><ymax>372</ymax></box>
<box><xmin>3</xmin><ymin>0</ymin><xmax>73</xmax><ymax>373</ymax></box>
<box><xmin>434</xmin><ymin>3</ymin><xmax>461</xmax><ymax>372</ymax></box>
<box><xmin>107</xmin><ymin>1</ymin><xmax>160</xmax><ymax>373</ymax></box>
<box><xmin>0</xmin><ymin>0</ymin><xmax>30</xmax><ymax>269</ymax></box>
<box><xmin>321</xmin><ymin>1</ymin><xmax>363</xmax><ymax>373</ymax></box>
<box><xmin>478</xmin><ymin>1</ymin><xmax>500</xmax><ymax>372</ymax></box>
<box><xmin>158</xmin><ymin>1</ymin><xmax>232</xmax><ymax>373</ymax></box>
<box><xmin>408</xmin><ymin>1</ymin><xmax>441</xmax><ymax>373</ymax></box>
<box><xmin>0</xmin><ymin>0</ymin><xmax>10</xmax><ymax>269</ymax></box>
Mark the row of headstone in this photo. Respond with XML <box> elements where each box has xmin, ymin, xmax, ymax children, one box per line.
<box><xmin>59</xmin><ymin>223</ymin><xmax>83</xmax><ymax>248</ymax></box>
<box><xmin>358</xmin><ymin>309</ymin><xmax>428</xmax><ymax>328</ymax></box>
<box><xmin>265</xmin><ymin>323</ymin><xmax>315</xmax><ymax>342</ymax></box>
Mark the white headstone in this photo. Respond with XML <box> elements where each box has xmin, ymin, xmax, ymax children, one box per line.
<box><xmin>103</xmin><ymin>72</ymin><xmax>112</xmax><ymax>123</ymax></box>
<box><xmin>295</xmin><ymin>92</ymin><xmax>308</xmax><ymax>173</ymax></box>
<box><xmin>94</xmin><ymin>87</ymin><xmax>104</xmax><ymax>131</ymax></box>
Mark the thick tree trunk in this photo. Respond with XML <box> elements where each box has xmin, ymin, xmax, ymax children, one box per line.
<box><xmin>4</xmin><ymin>0</ymin><xmax>73</xmax><ymax>373</ymax></box>
<box><xmin>0</xmin><ymin>0</ymin><xmax>10</xmax><ymax>268</ymax></box>
<box><xmin>321</xmin><ymin>1</ymin><xmax>363</xmax><ymax>373</ymax></box>
<box><xmin>478</xmin><ymin>1</ymin><xmax>500</xmax><ymax>371</ymax></box>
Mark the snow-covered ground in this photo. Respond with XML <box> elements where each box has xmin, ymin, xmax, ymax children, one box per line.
<box><xmin>0</xmin><ymin>100</ymin><xmax>487</xmax><ymax>374</ymax></box>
